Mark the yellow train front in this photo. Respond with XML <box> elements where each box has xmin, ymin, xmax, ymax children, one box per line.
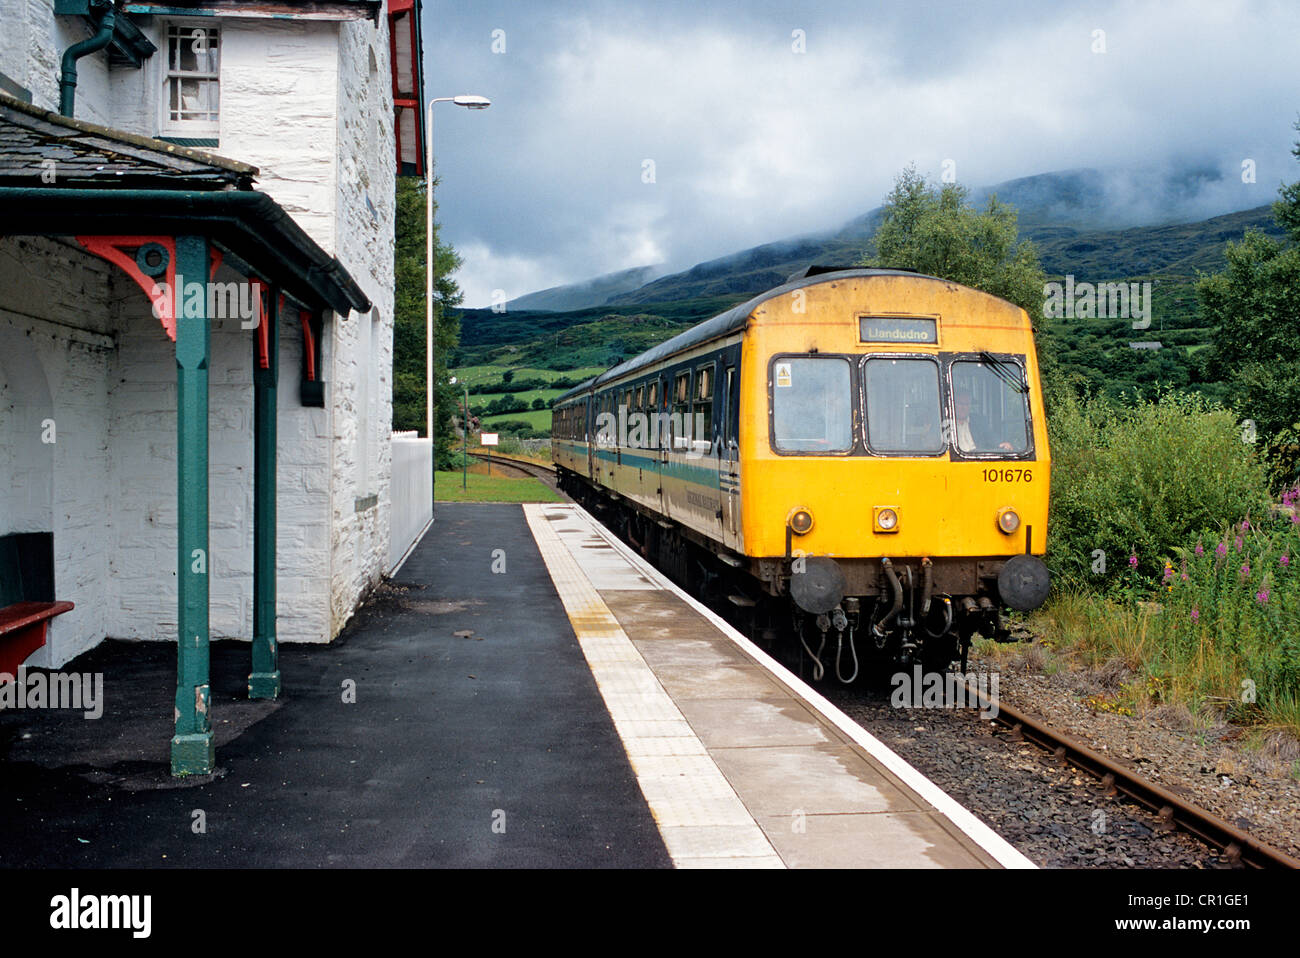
<box><xmin>553</xmin><ymin>266</ymin><xmax>1051</xmax><ymax>678</ymax></box>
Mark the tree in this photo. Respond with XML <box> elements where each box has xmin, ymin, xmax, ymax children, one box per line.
<box><xmin>859</xmin><ymin>166</ymin><xmax>1047</xmax><ymax>320</ymax></box>
<box><xmin>857</xmin><ymin>165</ymin><xmax>1054</xmax><ymax>378</ymax></box>
<box><xmin>501</xmin><ymin>368</ymin><xmax>514</xmax><ymax>384</ymax></box>
<box><xmin>1196</xmin><ymin>115</ymin><xmax>1300</xmax><ymax>481</ymax></box>
<box><xmin>392</xmin><ymin>176</ymin><xmax>464</xmax><ymax>469</ymax></box>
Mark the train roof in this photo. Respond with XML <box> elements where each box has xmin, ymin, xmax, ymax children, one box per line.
<box><xmin>552</xmin><ymin>267</ymin><xmax>950</xmax><ymax>404</ymax></box>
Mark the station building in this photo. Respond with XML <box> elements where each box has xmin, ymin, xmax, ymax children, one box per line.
<box><xmin>0</xmin><ymin>0</ymin><xmax>428</xmax><ymax>772</ymax></box>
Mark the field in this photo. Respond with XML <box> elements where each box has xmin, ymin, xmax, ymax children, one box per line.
<box><xmin>480</xmin><ymin>408</ymin><xmax>554</xmax><ymax>431</ymax></box>
<box><xmin>433</xmin><ymin>470</ymin><xmax>562</xmax><ymax>503</ymax></box>
<box><xmin>469</xmin><ymin>387</ymin><xmax>567</xmax><ymax>408</ymax></box>
<box><xmin>452</xmin><ymin>365</ymin><xmax>605</xmax><ymax>387</ymax></box>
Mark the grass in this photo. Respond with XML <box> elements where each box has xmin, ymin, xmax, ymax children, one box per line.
<box><xmin>480</xmin><ymin>408</ymin><xmax>554</xmax><ymax>431</ymax></box>
<box><xmin>451</xmin><ymin>365</ymin><xmax>605</xmax><ymax>387</ymax></box>
<box><xmin>1026</xmin><ymin>505</ymin><xmax>1300</xmax><ymax>743</ymax></box>
<box><xmin>469</xmin><ymin>388</ymin><xmax>566</xmax><ymax>407</ymax></box>
<box><xmin>434</xmin><ymin>470</ymin><xmax>561</xmax><ymax>504</ymax></box>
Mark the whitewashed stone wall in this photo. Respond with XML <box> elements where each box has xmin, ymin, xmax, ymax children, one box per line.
<box><xmin>328</xmin><ymin>15</ymin><xmax>395</xmax><ymax>634</ymax></box>
<box><xmin>0</xmin><ymin>236</ymin><xmax>115</xmax><ymax>667</ymax></box>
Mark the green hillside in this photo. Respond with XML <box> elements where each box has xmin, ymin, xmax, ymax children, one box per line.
<box><xmin>451</xmin><ymin>202</ymin><xmax>1283</xmax><ymax>436</ymax></box>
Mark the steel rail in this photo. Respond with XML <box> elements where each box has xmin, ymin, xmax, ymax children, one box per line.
<box><xmin>964</xmin><ymin>680</ymin><xmax>1300</xmax><ymax>869</ymax></box>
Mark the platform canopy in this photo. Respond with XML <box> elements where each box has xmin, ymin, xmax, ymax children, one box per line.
<box><xmin>0</xmin><ymin>90</ymin><xmax>369</xmax><ymax>775</ymax></box>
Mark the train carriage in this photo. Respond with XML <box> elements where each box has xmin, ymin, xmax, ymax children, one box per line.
<box><xmin>552</xmin><ymin>266</ymin><xmax>1051</xmax><ymax>678</ymax></box>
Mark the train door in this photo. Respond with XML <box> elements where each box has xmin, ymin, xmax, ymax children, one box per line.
<box><xmin>655</xmin><ymin>374</ymin><xmax>668</xmax><ymax>515</ymax></box>
<box><xmin>719</xmin><ymin>365</ymin><xmax>739</xmax><ymax>544</ymax></box>
<box><xmin>585</xmin><ymin>398</ymin><xmax>595</xmax><ymax>481</ymax></box>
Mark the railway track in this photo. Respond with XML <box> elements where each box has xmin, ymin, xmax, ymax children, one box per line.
<box><xmin>466</xmin><ymin>451</ymin><xmax>565</xmax><ymax>496</ymax></box>
<box><xmin>958</xmin><ymin>681</ymin><xmax>1300</xmax><ymax>869</ymax></box>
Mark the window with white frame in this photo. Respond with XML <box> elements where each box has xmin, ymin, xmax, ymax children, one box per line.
<box><xmin>162</xmin><ymin>23</ymin><xmax>220</xmax><ymax>136</ymax></box>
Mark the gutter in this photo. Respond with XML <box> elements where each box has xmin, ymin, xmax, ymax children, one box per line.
<box><xmin>60</xmin><ymin>1</ymin><xmax>117</xmax><ymax>118</ymax></box>
<box><xmin>0</xmin><ymin>187</ymin><xmax>371</xmax><ymax>315</ymax></box>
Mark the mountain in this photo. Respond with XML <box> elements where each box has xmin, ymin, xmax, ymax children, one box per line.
<box><xmin>505</xmin><ymin>264</ymin><xmax>665</xmax><ymax>312</ymax></box>
<box><xmin>509</xmin><ymin>166</ymin><xmax>1270</xmax><ymax>308</ymax></box>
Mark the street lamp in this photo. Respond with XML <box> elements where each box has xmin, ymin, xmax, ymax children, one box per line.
<box><xmin>450</xmin><ymin>375</ymin><xmax>469</xmax><ymax>490</ymax></box>
<box><xmin>427</xmin><ymin>93</ymin><xmax>491</xmax><ymax>516</ymax></box>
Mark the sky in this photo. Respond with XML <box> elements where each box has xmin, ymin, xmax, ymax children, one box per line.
<box><xmin>424</xmin><ymin>1</ymin><xmax>1300</xmax><ymax>308</ymax></box>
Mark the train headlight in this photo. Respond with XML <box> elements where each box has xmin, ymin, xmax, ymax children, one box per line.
<box><xmin>874</xmin><ymin>507</ymin><xmax>899</xmax><ymax>533</ymax></box>
<box><xmin>997</xmin><ymin>507</ymin><xmax>1021</xmax><ymax>535</ymax></box>
<box><xmin>788</xmin><ymin>508</ymin><xmax>814</xmax><ymax>535</ymax></box>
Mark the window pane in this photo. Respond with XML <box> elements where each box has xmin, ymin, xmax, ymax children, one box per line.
<box><xmin>950</xmin><ymin>360</ymin><xmax>1030</xmax><ymax>454</ymax></box>
<box><xmin>864</xmin><ymin>359</ymin><xmax>943</xmax><ymax>453</ymax></box>
<box><xmin>772</xmin><ymin>357</ymin><xmax>852</xmax><ymax>453</ymax></box>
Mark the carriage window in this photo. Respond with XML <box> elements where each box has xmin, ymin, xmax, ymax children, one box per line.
<box><xmin>693</xmin><ymin>364</ymin><xmax>714</xmax><ymax>444</ymax></box>
<box><xmin>864</xmin><ymin>358</ymin><xmax>944</xmax><ymax>454</ymax></box>
<box><xmin>771</xmin><ymin>357</ymin><xmax>853</xmax><ymax>453</ymax></box>
<box><xmin>950</xmin><ymin>359</ymin><xmax>1030</xmax><ymax>455</ymax></box>
<box><xmin>671</xmin><ymin>372</ymin><xmax>692</xmax><ymax>448</ymax></box>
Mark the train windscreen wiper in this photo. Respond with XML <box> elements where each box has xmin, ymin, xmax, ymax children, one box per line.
<box><xmin>979</xmin><ymin>352</ymin><xmax>1029</xmax><ymax>394</ymax></box>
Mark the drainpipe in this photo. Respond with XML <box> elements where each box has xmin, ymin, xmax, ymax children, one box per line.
<box><xmin>59</xmin><ymin>1</ymin><xmax>117</xmax><ymax>118</ymax></box>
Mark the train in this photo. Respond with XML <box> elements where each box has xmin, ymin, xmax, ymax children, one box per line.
<box><xmin>551</xmin><ymin>266</ymin><xmax>1052</xmax><ymax>681</ymax></box>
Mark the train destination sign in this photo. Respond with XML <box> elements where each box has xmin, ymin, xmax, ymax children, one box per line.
<box><xmin>859</xmin><ymin>316</ymin><xmax>938</xmax><ymax>344</ymax></box>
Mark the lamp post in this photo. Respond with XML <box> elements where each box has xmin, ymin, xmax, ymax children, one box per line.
<box><xmin>427</xmin><ymin>94</ymin><xmax>490</xmax><ymax>516</ymax></box>
<box><xmin>450</xmin><ymin>375</ymin><xmax>469</xmax><ymax>490</ymax></box>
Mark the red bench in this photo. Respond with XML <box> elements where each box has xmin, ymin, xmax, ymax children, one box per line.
<box><xmin>0</xmin><ymin>601</ymin><xmax>74</xmax><ymax>681</ymax></box>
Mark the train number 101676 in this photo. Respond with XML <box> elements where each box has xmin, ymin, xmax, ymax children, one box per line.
<box><xmin>982</xmin><ymin>467</ymin><xmax>1033</xmax><ymax>482</ymax></box>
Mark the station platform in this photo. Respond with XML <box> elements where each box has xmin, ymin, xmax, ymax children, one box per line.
<box><xmin>0</xmin><ymin>501</ymin><xmax>1032</xmax><ymax>869</ymax></box>
<box><xmin>523</xmin><ymin>502</ymin><xmax>1033</xmax><ymax>869</ymax></box>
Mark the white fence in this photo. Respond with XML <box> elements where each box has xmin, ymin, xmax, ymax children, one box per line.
<box><xmin>389</xmin><ymin>431</ymin><xmax>432</xmax><ymax>572</ymax></box>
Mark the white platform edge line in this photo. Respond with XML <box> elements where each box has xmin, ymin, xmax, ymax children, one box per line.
<box><xmin>522</xmin><ymin>503</ymin><xmax>785</xmax><ymax>869</ymax></box>
<box><xmin>557</xmin><ymin>501</ymin><xmax>1038</xmax><ymax>871</ymax></box>
<box><xmin>388</xmin><ymin>513</ymin><xmax>435</xmax><ymax>578</ymax></box>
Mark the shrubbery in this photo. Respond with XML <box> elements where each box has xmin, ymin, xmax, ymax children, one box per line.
<box><xmin>1046</xmin><ymin>389</ymin><xmax>1272</xmax><ymax>591</ymax></box>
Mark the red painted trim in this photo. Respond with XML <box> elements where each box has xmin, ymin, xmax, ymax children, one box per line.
<box><xmin>300</xmin><ymin>309</ymin><xmax>317</xmax><ymax>381</ymax></box>
<box><xmin>76</xmin><ymin>236</ymin><xmax>179</xmax><ymax>341</ymax></box>
<box><xmin>209</xmin><ymin>248</ymin><xmax>223</xmax><ymax>281</ymax></box>
<box><xmin>409</xmin><ymin>6</ymin><xmax>422</xmax><ymax>174</ymax></box>
<box><xmin>251</xmin><ymin>276</ymin><xmax>270</xmax><ymax>369</ymax></box>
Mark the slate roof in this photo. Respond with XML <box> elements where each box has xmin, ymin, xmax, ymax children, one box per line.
<box><xmin>0</xmin><ymin>91</ymin><xmax>255</xmax><ymax>190</ymax></box>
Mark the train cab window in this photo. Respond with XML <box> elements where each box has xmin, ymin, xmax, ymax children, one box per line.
<box><xmin>863</xmin><ymin>358</ymin><xmax>944</xmax><ymax>455</ymax></box>
<box><xmin>771</xmin><ymin>357</ymin><xmax>853</xmax><ymax>453</ymax></box>
<box><xmin>949</xmin><ymin>359</ymin><xmax>1031</xmax><ymax>455</ymax></box>
<box><xmin>692</xmin><ymin>365</ymin><xmax>714</xmax><ymax>447</ymax></box>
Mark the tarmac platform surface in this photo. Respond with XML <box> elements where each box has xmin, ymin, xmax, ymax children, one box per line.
<box><xmin>0</xmin><ymin>503</ymin><xmax>670</xmax><ymax>868</ymax></box>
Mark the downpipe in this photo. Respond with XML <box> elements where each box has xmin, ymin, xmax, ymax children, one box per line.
<box><xmin>60</xmin><ymin>1</ymin><xmax>117</xmax><ymax>118</ymax></box>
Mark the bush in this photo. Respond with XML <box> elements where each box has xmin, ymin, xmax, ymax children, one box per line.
<box><xmin>1047</xmin><ymin>389</ymin><xmax>1272</xmax><ymax>591</ymax></box>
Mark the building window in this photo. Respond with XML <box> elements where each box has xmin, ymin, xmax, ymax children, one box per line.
<box><xmin>163</xmin><ymin>24</ymin><xmax>220</xmax><ymax>136</ymax></box>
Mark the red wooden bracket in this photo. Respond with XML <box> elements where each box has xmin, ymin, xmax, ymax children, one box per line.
<box><xmin>75</xmin><ymin>238</ymin><xmax>224</xmax><ymax>342</ymax></box>
<box><xmin>300</xmin><ymin>309</ymin><xmax>317</xmax><ymax>381</ymax></box>
<box><xmin>252</xmin><ymin>277</ymin><xmax>270</xmax><ymax>369</ymax></box>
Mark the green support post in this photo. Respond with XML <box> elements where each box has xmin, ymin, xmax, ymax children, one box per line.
<box><xmin>249</xmin><ymin>284</ymin><xmax>281</xmax><ymax>699</ymax></box>
<box><xmin>171</xmin><ymin>234</ymin><xmax>214</xmax><ymax>775</ymax></box>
